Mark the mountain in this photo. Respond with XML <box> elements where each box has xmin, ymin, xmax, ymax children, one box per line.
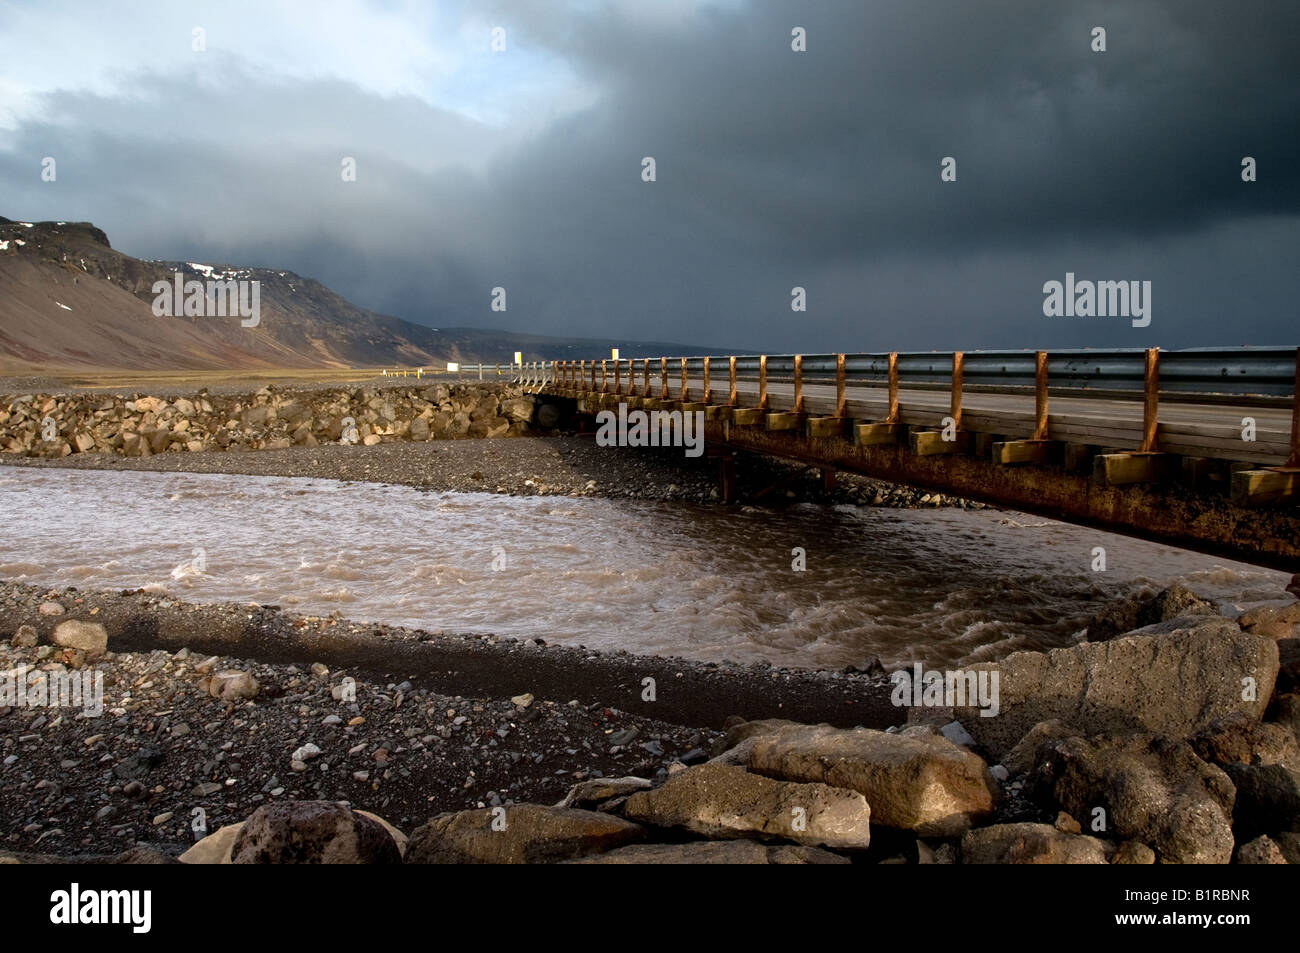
<box><xmin>0</xmin><ymin>217</ymin><xmax>712</xmax><ymax>372</ymax></box>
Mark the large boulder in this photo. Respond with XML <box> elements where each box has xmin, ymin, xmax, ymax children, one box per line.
<box><xmin>953</xmin><ymin>617</ymin><xmax>1278</xmax><ymax>761</ymax></box>
<box><xmin>405</xmin><ymin>804</ymin><xmax>645</xmax><ymax>864</ymax></box>
<box><xmin>567</xmin><ymin>841</ymin><xmax>850</xmax><ymax>864</ymax></box>
<box><xmin>51</xmin><ymin>620</ymin><xmax>108</xmax><ymax>657</ymax></box>
<box><xmin>1035</xmin><ymin>734</ymin><xmax>1236</xmax><ymax>864</ymax></box>
<box><xmin>498</xmin><ymin>398</ymin><xmax>534</xmax><ymax>423</ymax></box>
<box><xmin>621</xmin><ymin>762</ymin><xmax>871</xmax><ymax>849</ymax></box>
<box><xmin>230</xmin><ymin>801</ymin><xmax>402</xmax><ymax>864</ymax></box>
<box><xmin>739</xmin><ymin>723</ymin><xmax>997</xmax><ymax>836</ymax></box>
<box><xmin>960</xmin><ymin>823</ymin><xmax>1109</xmax><ymax>864</ymax></box>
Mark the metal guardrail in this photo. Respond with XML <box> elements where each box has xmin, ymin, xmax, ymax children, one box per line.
<box><xmin>544</xmin><ymin>346</ymin><xmax>1300</xmax><ymax>470</ymax></box>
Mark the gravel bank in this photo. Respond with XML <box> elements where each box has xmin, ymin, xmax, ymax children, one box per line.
<box><xmin>0</xmin><ymin>580</ymin><xmax>892</xmax><ymax>856</ymax></box>
<box><xmin>0</xmin><ymin>434</ymin><xmax>981</xmax><ymax>508</ymax></box>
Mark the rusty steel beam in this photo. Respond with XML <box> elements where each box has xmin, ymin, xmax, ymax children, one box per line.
<box><xmin>793</xmin><ymin>355</ymin><xmax>804</xmax><ymax>414</ymax></box>
<box><xmin>613</xmin><ymin>358</ymin><xmax>620</xmax><ymax>395</ymax></box>
<box><xmin>729</xmin><ymin>356</ymin><xmax>738</xmax><ymax>407</ymax></box>
<box><xmin>660</xmin><ymin>357</ymin><xmax>669</xmax><ymax>399</ymax></box>
<box><xmin>836</xmin><ymin>354</ymin><xmax>847</xmax><ymax>418</ymax></box>
<box><xmin>681</xmin><ymin>357</ymin><xmax>689</xmax><ymax>402</ymax></box>
<box><xmin>1139</xmin><ymin>347</ymin><xmax>1160</xmax><ymax>453</ymax></box>
<box><xmin>886</xmin><ymin>352</ymin><xmax>900</xmax><ymax>423</ymax></box>
<box><xmin>1034</xmin><ymin>350</ymin><xmax>1050</xmax><ymax>441</ymax></box>
<box><xmin>951</xmin><ymin>351</ymin><xmax>964</xmax><ymax>432</ymax></box>
<box><xmin>601</xmin><ymin>359</ymin><xmax>608</xmax><ymax>393</ymax></box>
<box><xmin>759</xmin><ymin>355</ymin><xmax>769</xmax><ymax>409</ymax></box>
<box><xmin>703</xmin><ymin>356</ymin><xmax>712</xmax><ymax>404</ymax></box>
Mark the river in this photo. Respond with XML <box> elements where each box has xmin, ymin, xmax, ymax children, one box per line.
<box><xmin>0</xmin><ymin>468</ymin><xmax>1287</xmax><ymax>669</ymax></box>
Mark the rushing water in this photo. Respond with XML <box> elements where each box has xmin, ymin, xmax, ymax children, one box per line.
<box><xmin>0</xmin><ymin>468</ymin><xmax>1288</xmax><ymax>669</ymax></box>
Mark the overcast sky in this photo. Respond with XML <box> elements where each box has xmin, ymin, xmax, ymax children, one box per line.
<box><xmin>1</xmin><ymin>0</ymin><xmax>1296</xmax><ymax>352</ymax></box>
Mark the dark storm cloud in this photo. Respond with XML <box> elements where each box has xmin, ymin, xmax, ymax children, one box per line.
<box><xmin>2</xmin><ymin>0</ymin><xmax>1297</xmax><ymax>353</ymax></box>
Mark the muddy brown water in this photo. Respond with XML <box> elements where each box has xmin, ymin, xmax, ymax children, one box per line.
<box><xmin>0</xmin><ymin>468</ymin><xmax>1288</xmax><ymax>670</ymax></box>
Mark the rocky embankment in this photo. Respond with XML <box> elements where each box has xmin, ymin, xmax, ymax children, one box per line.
<box><xmin>0</xmin><ymin>382</ymin><xmax>537</xmax><ymax>458</ymax></box>
<box><xmin>3</xmin><ymin>579</ymin><xmax>1298</xmax><ymax>863</ymax></box>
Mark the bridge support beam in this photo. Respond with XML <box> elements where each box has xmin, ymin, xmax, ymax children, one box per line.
<box><xmin>807</xmin><ymin>416</ymin><xmax>849</xmax><ymax>439</ymax></box>
<box><xmin>1094</xmin><ymin>452</ymin><xmax>1173</xmax><ymax>486</ymax></box>
<box><xmin>856</xmin><ymin>423</ymin><xmax>902</xmax><ymax>446</ymax></box>
<box><xmin>993</xmin><ymin>439</ymin><xmax>1061</xmax><ymax>466</ymax></box>
<box><xmin>911</xmin><ymin>430</ymin><xmax>970</xmax><ymax>456</ymax></box>
<box><xmin>1232</xmin><ymin>469</ymin><xmax>1300</xmax><ymax>507</ymax></box>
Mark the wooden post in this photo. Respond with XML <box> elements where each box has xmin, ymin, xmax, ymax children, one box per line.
<box><xmin>703</xmin><ymin>356</ymin><xmax>712</xmax><ymax>404</ymax></box>
<box><xmin>729</xmin><ymin>356</ymin><xmax>738</xmax><ymax>406</ymax></box>
<box><xmin>951</xmin><ymin>351</ymin><xmax>964</xmax><ymax>432</ymax></box>
<box><xmin>887</xmin><ymin>352</ymin><xmax>900</xmax><ymax>423</ymax></box>
<box><xmin>601</xmin><ymin>360</ymin><xmax>608</xmax><ymax>393</ymax></box>
<box><xmin>660</xmin><ymin>357</ymin><xmax>669</xmax><ymax>398</ymax></box>
<box><xmin>613</xmin><ymin>357</ymin><xmax>620</xmax><ymax>395</ymax></box>
<box><xmin>1139</xmin><ymin>347</ymin><xmax>1159</xmax><ymax>453</ymax></box>
<box><xmin>793</xmin><ymin>355</ymin><xmax>804</xmax><ymax>413</ymax></box>
<box><xmin>643</xmin><ymin>358</ymin><xmax>650</xmax><ymax>397</ymax></box>
<box><xmin>759</xmin><ymin>355</ymin><xmax>769</xmax><ymax>409</ymax></box>
<box><xmin>681</xmin><ymin>357</ymin><xmax>689</xmax><ymax>402</ymax></box>
<box><xmin>1033</xmin><ymin>350</ymin><xmax>1050</xmax><ymax>441</ymax></box>
<box><xmin>835</xmin><ymin>354</ymin><xmax>847</xmax><ymax>417</ymax></box>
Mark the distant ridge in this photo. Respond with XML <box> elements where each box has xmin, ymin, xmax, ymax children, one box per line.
<box><xmin>0</xmin><ymin>217</ymin><xmax>716</xmax><ymax>372</ymax></box>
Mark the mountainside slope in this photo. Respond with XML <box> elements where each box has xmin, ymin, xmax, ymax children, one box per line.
<box><xmin>0</xmin><ymin>218</ymin><xmax>710</xmax><ymax>372</ymax></box>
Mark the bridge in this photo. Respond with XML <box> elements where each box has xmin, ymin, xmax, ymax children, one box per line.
<box><xmin>480</xmin><ymin>347</ymin><xmax>1300</xmax><ymax>571</ymax></box>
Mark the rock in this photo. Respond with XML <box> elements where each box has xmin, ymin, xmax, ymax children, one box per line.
<box><xmin>37</xmin><ymin>601</ymin><xmax>64</xmax><ymax>616</ymax></box>
<box><xmin>207</xmin><ymin>670</ymin><xmax>259</xmax><ymax>701</ymax></box>
<box><xmin>1087</xmin><ymin>583</ymin><xmax>1216</xmax><ymax>642</ymax></box>
<box><xmin>1273</xmin><ymin>831</ymin><xmax>1300</xmax><ymax>865</ymax></box>
<box><xmin>511</xmin><ymin>692</ymin><xmax>534</xmax><ymax>709</ymax></box>
<box><xmin>408</xmin><ymin>416</ymin><xmax>430</xmax><ymax>441</ymax></box>
<box><xmin>1239</xmin><ymin>602</ymin><xmax>1300</xmax><ymax>628</ymax></box>
<box><xmin>291</xmin><ymin>743</ymin><xmax>322</xmax><ymax>762</ymax></box>
<box><xmin>1278</xmin><ymin>639</ymin><xmax>1300</xmax><ymax>695</ymax></box>
<box><xmin>941</xmin><ymin>721</ymin><xmax>976</xmax><ymax>747</ymax></box>
<box><xmin>180</xmin><ymin>823</ymin><xmax>244</xmax><ymax>864</ymax></box>
<box><xmin>567</xmin><ymin>841</ymin><xmax>850</xmax><ymax>864</ymax></box>
<box><xmin>1223</xmin><ymin>762</ymin><xmax>1300</xmax><ymax>839</ymax></box>
<box><xmin>1003</xmin><ymin>720</ymin><xmax>1074</xmax><ymax>777</ymax></box>
<box><xmin>355</xmin><ymin>811</ymin><xmax>408</xmax><ymax>859</ymax></box>
<box><xmin>1037</xmin><ymin>734</ymin><xmax>1236</xmax><ymax>864</ymax></box>
<box><xmin>499</xmin><ymin>398</ymin><xmax>534</xmax><ymax>423</ymax></box>
<box><xmin>621</xmin><ymin>762</ymin><xmax>871</xmax><ymax>849</ymax></box>
<box><xmin>231</xmin><ymin>801</ymin><xmax>401</xmax><ymax>864</ymax></box>
<box><xmin>1112</xmin><ymin>840</ymin><xmax>1157</xmax><ymax>864</ymax></box>
<box><xmin>1054</xmin><ymin>811</ymin><xmax>1082</xmax><ymax>834</ymax></box>
<box><xmin>11</xmin><ymin>624</ymin><xmax>38</xmax><ymax>647</ymax></box>
<box><xmin>406</xmin><ymin>804</ymin><xmax>645</xmax><ymax>864</ymax></box>
<box><xmin>961</xmin><ymin>823</ymin><xmax>1109</xmax><ymax>864</ymax></box>
<box><xmin>1191</xmin><ymin>712</ymin><xmax>1299</xmax><ymax>768</ymax></box>
<box><xmin>1236</xmin><ymin>835</ymin><xmax>1288</xmax><ymax>864</ymax></box>
<box><xmin>1269</xmin><ymin>694</ymin><xmax>1300</xmax><ymax>737</ymax></box>
<box><xmin>740</xmin><ymin>722</ymin><xmax>997</xmax><ymax>836</ymax></box>
<box><xmin>192</xmin><ymin>782</ymin><xmax>222</xmax><ymax>797</ymax></box>
<box><xmin>50</xmin><ymin>620</ymin><xmax>108</xmax><ymax>657</ymax></box>
<box><xmin>556</xmin><ymin>776</ymin><xmax>653</xmax><ymax>810</ymax></box>
<box><xmin>954</xmin><ymin>617</ymin><xmax>1279</xmax><ymax>760</ymax></box>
